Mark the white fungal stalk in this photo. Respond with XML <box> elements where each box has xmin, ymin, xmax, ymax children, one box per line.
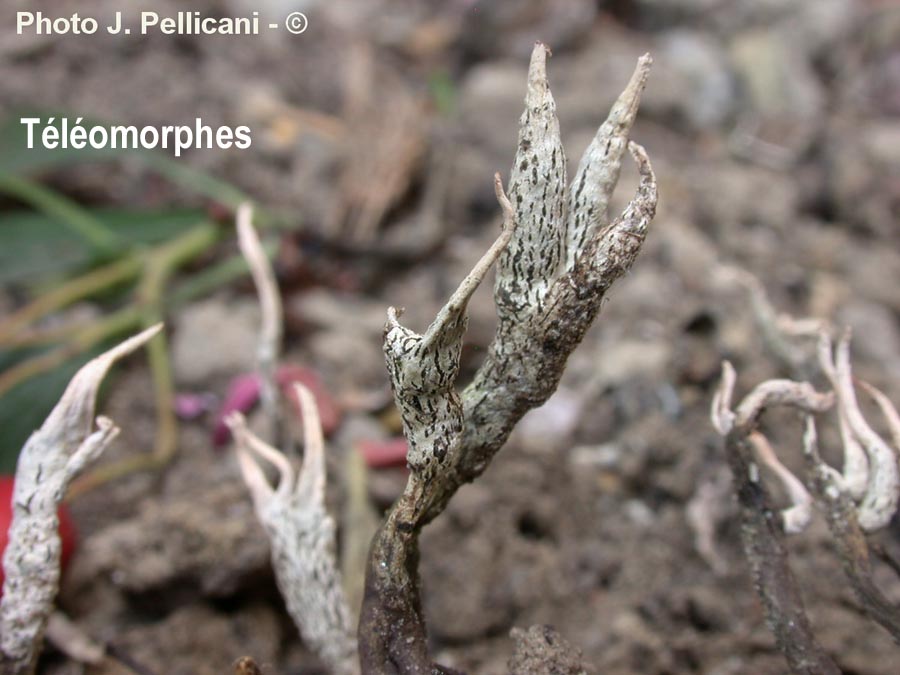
<box><xmin>748</xmin><ymin>432</ymin><xmax>813</xmax><ymax>534</ymax></box>
<box><xmin>234</xmin><ymin>203</ymin><xmax>357</xmax><ymax>671</ymax></box>
<box><xmin>713</xmin><ymin>326</ymin><xmax>900</xmax><ymax>538</ymax></box>
<box><xmin>711</xmin><ymin>361</ymin><xmax>831</xmax><ymax>532</ymax></box>
<box><xmin>236</xmin><ymin>203</ymin><xmax>283</xmax><ymax>435</ymax></box>
<box><xmin>495</xmin><ymin>44</ymin><xmax>566</xmax><ymax>319</ymax></box>
<box><xmin>565</xmin><ymin>52</ymin><xmax>652</xmax><ymax>269</ymax></box>
<box><xmin>819</xmin><ymin>331</ymin><xmax>900</xmax><ymax>531</ymax></box>
<box><xmin>226</xmin><ymin>384</ymin><xmax>357</xmax><ymax>675</ymax></box>
<box><xmin>710</xmin><ymin>360</ymin><xmax>842</xmax><ymax>674</ymax></box>
<box><xmin>384</xmin><ymin>174</ymin><xmax>516</xmax><ymax>483</ymax></box>
<box><xmin>732</xmin><ymin>377</ymin><xmax>833</xmax><ymax>430</ymax></box>
<box><xmin>858</xmin><ymin>380</ymin><xmax>900</xmax><ymax>451</ymax></box>
<box><xmin>0</xmin><ymin>324</ymin><xmax>162</xmax><ymax>675</ymax></box>
<box><xmin>710</xmin><ymin>360</ymin><xmax>737</xmax><ymax>435</ymax></box>
<box><xmin>714</xmin><ymin>265</ymin><xmax>826</xmax><ymax>370</ymax></box>
<box><xmin>801</xmin><ymin>416</ymin><xmax>846</xmax><ymax>501</ymax></box>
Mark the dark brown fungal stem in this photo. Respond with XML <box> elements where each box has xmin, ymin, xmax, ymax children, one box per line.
<box><xmin>802</xmin><ymin>417</ymin><xmax>900</xmax><ymax>645</ymax></box>
<box><xmin>712</xmin><ymin>364</ymin><xmax>840</xmax><ymax>675</ymax></box>
<box><xmin>712</xmin><ymin>325</ymin><xmax>900</xmax><ymax>672</ymax></box>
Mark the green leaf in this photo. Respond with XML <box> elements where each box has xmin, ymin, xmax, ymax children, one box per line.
<box><xmin>0</xmin><ymin>174</ymin><xmax>121</xmax><ymax>254</ymax></box>
<box><xmin>0</xmin><ymin>207</ymin><xmax>206</xmax><ymax>286</ymax></box>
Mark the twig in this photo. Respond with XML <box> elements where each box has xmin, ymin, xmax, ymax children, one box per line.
<box><xmin>342</xmin><ymin>449</ymin><xmax>378</xmax><ymax>620</ymax></box>
<box><xmin>723</xmin><ymin>427</ymin><xmax>839</xmax><ymax>674</ymax></box>
<box><xmin>105</xmin><ymin>644</ymin><xmax>161</xmax><ymax>675</ymax></box>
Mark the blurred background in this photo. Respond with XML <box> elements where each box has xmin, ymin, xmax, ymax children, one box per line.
<box><xmin>1</xmin><ymin>0</ymin><xmax>899</xmax><ymax>673</ymax></box>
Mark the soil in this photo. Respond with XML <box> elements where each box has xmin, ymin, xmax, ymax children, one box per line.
<box><xmin>2</xmin><ymin>0</ymin><xmax>900</xmax><ymax>673</ymax></box>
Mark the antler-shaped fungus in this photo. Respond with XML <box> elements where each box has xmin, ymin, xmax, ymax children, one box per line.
<box><xmin>0</xmin><ymin>324</ymin><xmax>162</xmax><ymax>675</ymax></box>
<box><xmin>383</xmin><ymin>174</ymin><xmax>516</xmax><ymax>486</ymax></box>
<box><xmin>226</xmin><ymin>384</ymin><xmax>357</xmax><ymax>675</ymax></box>
<box><xmin>235</xmin><ymin>203</ymin><xmax>284</xmax><ymax>447</ymax></box>
<box><xmin>712</xmin><ymin>326</ymin><xmax>900</xmax><ymax>670</ymax></box>
<box><xmin>360</xmin><ymin>42</ymin><xmax>657</xmax><ymax>674</ymax></box>
<box><xmin>711</xmin><ymin>361</ymin><xmax>839</xmax><ymax>675</ymax></box>
<box><xmin>818</xmin><ymin>330</ymin><xmax>900</xmax><ymax>530</ymax></box>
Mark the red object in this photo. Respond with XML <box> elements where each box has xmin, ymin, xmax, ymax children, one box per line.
<box><xmin>174</xmin><ymin>392</ymin><xmax>217</xmax><ymax>420</ymax></box>
<box><xmin>213</xmin><ymin>365</ymin><xmax>343</xmax><ymax>447</ymax></box>
<box><xmin>213</xmin><ymin>373</ymin><xmax>262</xmax><ymax>446</ymax></box>
<box><xmin>277</xmin><ymin>365</ymin><xmax>341</xmax><ymax>436</ymax></box>
<box><xmin>358</xmin><ymin>438</ymin><xmax>409</xmax><ymax>468</ymax></box>
<box><xmin>0</xmin><ymin>476</ymin><xmax>77</xmax><ymax>596</ymax></box>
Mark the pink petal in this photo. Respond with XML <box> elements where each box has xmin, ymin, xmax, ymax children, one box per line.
<box><xmin>278</xmin><ymin>365</ymin><xmax>342</xmax><ymax>436</ymax></box>
<box><xmin>174</xmin><ymin>393</ymin><xmax>216</xmax><ymax>420</ymax></box>
<box><xmin>213</xmin><ymin>373</ymin><xmax>262</xmax><ymax>446</ymax></box>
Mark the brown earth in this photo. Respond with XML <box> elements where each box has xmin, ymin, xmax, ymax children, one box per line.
<box><xmin>2</xmin><ymin>0</ymin><xmax>900</xmax><ymax>673</ymax></box>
